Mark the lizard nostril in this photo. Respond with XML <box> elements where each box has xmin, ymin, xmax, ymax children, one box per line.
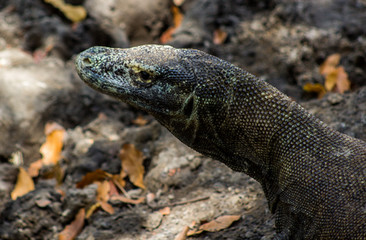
<box><xmin>82</xmin><ymin>57</ymin><xmax>92</xmax><ymax>66</ymax></box>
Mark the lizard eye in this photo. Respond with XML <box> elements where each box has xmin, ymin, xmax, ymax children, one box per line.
<box><xmin>139</xmin><ymin>71</ymin><xmax>150</xmax><ymax>81</ymax></box>
<box><xmin>130</xmin><ymin>68</ymin><xmax>155</xmax><ymax>86</ymax></box>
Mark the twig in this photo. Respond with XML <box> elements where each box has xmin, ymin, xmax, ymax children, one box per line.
<box><xmin>169</xmin><ymin>196</ymin><xmax>210</xmax><ymax>206</ymax></box>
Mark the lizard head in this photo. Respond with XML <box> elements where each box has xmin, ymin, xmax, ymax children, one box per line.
<box><xmin>75</xmin><ymin>45</ymin><xmax>197</xmax><ymax>116</ymax></box>
<box><xmin>76</xmin><ymin>45</ymin><xmax>234</xmax><ymax>146</ymax></box>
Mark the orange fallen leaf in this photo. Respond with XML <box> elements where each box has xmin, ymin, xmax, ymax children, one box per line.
<box><xmin>99</xmin><ymin>201</ymin><xmax>114</xmax><ymax>214</ymax></box>
<box><xmin>319</xmin><ymin>54</ymin><xmax>350</xmax><ymax>94</ymax></box>
<box><xmin>187</xmin><ymin>215</ymin><xmax>241</xmax><ymax>236</ymax></box>
<box><xmin>159</xmin><ymin>207</ymin><xmax>171</xmax><ymax>216</ymax></box>
<box><xmin>11</xmin><ymin>167</ymin><xmax>35</xmax><ymax>200</ymax></box>
<box><xmin>189</xmin><ymin>221</ymin><xmax>197</xmax><ymax>228</ymax></box>
<box><xmin>199</xmin><ymin>215</ymin><xmax>241</xmax><ymax>232</ymax></box>
<box><xmin>96</xmin><ymin>180</ymin><xmax>110</xmax><ymax>202</ymax></box>
<box><xmin>76</xmin><ymin>169</ymin><xmax>112</xmax><ymax>188</ymax></box>
<box><xmin>86</xmin><ymin>202</ymin><xmax>101</xmax><ymax>219</ymax></box>
<box><xmin>87</xmin><ymin>180</ymin><xmax>115</xmax><ymax>216</ymax></box>
<box><xmin>171</xmin><ymin>6</ymin><xmax>183</xmax><ymax>32</ymax></box>
<box><xmin>324</xmin><ymin>69</ymin><xmax>338</xmax><ymax>92</ymax></box>
<box><xmin>112</xmin><ymin>174</ymin><xmax>126</xmax><ymax>191</ymax></box>
<box><xmin>174</xmin><ymin>226</ymin><xmax>189</xmax><ymax>240</ymax></box>
<box><xmin>319</xmin><ymin>53</ymin><xmax>341</xmax><ymax>76</ymax></box>
<box><xmin>110</xmin><ymin>195</ymin><xmax>145</xmax><ymax>205</ymax></box>
<box><xmin>40</xmin><ymin>122</ymin><xmax>65</xmax><ymax>166</ymax></box>
<box><xmin>42</xmin><ymin>163</ymin><xmax>65</xmax><ymax>185</ymax></box>
<box><xmin>59</xmin><ymin>208</ymin><xmax>85</xmax><ymax>240</ymax></box>
<box><xmin>28</xmin><ymin>159</ymin><xmax>43</xmax><ymax>177</ymax></box>
<box><xmin>108</xmin><ymin>180</ymin><xmax>119</xmax><ymax>196</ymax></box>
<box><xmin>132</xmin><ymin>115</ymin><xmax>148</xmax><ymax>126</ymax></box>
<box><xmin>213</xmin><ymin>28</ymin><xmax>227</xmax><ymax>45</ymax></box>
<box><xmin>334</xmin><ymin>66</ymin><xmax>350</xmax><ymax>94</ymax></box>
<box><xmin>324</xmin><ymin>66</ymin><xmax>351</xmax><ymax>93</ymax></box>
<box><xmin>187</xmin><ymin>228</ymin><xmax>203</xmax><ymax>236</ymax></box>
<box><xmin>303</xmin><ymin>83</ymin><xmax>327</xmax><ymax>99</ymax></box>
<box><xmin>119</xmin><ymin>144</ymin><xmax>146</xmax><ymax>189</ymax></box>
<box><xmin>44</xmin><ymin>0</ymin><xmax>86</xmax><ymax>23</ymax></box>
<box><xmin>28</xmin><ymin>123</ymin><xmax>65</xmax><ymax>177</ymax></box>
<box><xmin>160</xmin><ymin>28</ymin><xmax>175</xmax><ymax>45</ymax></box>
<box><xmin>160</xmin><ymin>6</ymin><xmax>184</xmax><ymax>43</ymax></box>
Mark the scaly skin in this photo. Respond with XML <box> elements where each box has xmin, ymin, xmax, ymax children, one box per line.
<box><xmin>75</xmin><ymin>45</ymin><xmax>366</xmax><ymax>239</ymax></box>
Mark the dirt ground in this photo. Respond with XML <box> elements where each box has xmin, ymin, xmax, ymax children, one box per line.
<box><xmin>0</xmin><ymin>0</ymin><xmax>365</xmax><ymax>239</ymax></box>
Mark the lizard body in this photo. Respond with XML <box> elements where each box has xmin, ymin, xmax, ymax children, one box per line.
<box><xmin>75</xmin><ymin>45</ymin><xmax>366</xmax><ymax>239</ymax></box>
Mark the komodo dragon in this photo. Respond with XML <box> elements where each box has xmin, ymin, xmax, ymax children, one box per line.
<box><xmin>75</xmin><ymin>45</ymin><xmax>366</xmax><ymax>239</ymax></box>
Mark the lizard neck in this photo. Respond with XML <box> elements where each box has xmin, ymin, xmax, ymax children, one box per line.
<box><xmin>168</xmin><ymin>69</ymin><xmax>332</xmax><ymax>212</ymax></box>
<box><xmin>184</xmin><ymin>70</ymin><xmax>296</xmax><ymax>173</ymax></box>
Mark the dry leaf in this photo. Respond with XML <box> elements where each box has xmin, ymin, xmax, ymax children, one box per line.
<box><xmin>112</xmin><ymin>174</ymin><xmax>126</xmax><ymax>188</ymax></box>
<box><xmin>11</xmin><ymin>167</ymin><xmax>35</xmax><ymax>200</ymax></box>
<box><xmin>91</xmin><ymin>181</ymin><xmax>115</xmax><ymax>215</ymax></box>
<box><xmin>132</xmin><ymin>115</ymin><xmax>148</xmax><ymax>126</ymax></box>
<box><xmin>171</xmin><ymin>6</ymin><xmax>183</xmax><ymax>30</ymax></box>
<box><xmin>159</xmin><ymin>207</ymin><xmax>171</xmax><ymax>216</ymax></box>
<box><xmin>160</xmin><ymin>28</ymin><xmax>175</xmax><ymax>44</ymax></box>
<box><xmin>174</xmin><ymin>226</ymin><xmax>189</xmax><ymax>240</ymax></box>
<box><xmin>324</xmin><ymin>69</ymin><xmax>338</xmax><ymax>91</ymax></box>
<box><xmin>96</xmin><ymin>180</ymin><xmax>110</xmax><ymax>202</ymax></box>
<box><xmin>99</xmin><ymin>201</ymin><xmax>114</xmax><ymax>214</ymax></box>
<box><xmin>76</xmin><ymin>169</ymin><xmax>112</xmax><ymax>188</ymax></box>
<box><xmin>86</xmin><ymin>202</ymin><xmax>101</xmax><ymax>219</ymax></box>
<box><xmin>303</xmin><ymin>83</ymin><xmax>327</xmax><ymax>99</ymax></box>
<box><xmin>189</xmin><ymin>221</ymin><xmax>197</xmax><ymax>228</ymax></box>
<box><xmin>39</xmin><ymin>122</ymin><xmax>65</xmax><ymax>166</ymax></box>
<box><xmin>42</xmin><ymin>163</ymin><xmax>65</xmax><ymax>185</ymax></box>
<box><xmin>334</xmin><ymin>66</ymin><xmax>350</xmax><ymax>93</ymax></box>
<box><xmin>319</xmin><ymin>53</ymin><xmax>341</xmax><ymax>76</ymax></box>
<box><xmin>28</xmin><ymin>159</ymin><xmax>43</xmax><ymax>177</ymax></box>
<box><xmin>187</xmin><ymin>228</ymin><xmax>203</xmax><ymax>236</ymax></box>
<box><xmin>188</xmin><ymin>215</ymin><xmax>241</xmax><ymax>236</ymax></box>
<box><xmin>108</xmin><ymin>180</ymin><xmax>119</xmax><ymax>196</ymax></box>
<box><xmin>199</xmin><ymin>215</ymin><xmax>241</xmax><ymax>232</ymax></box>
<box><xmin>160</xmin><ymin>6</ymin><xmax>183</xmax><ymax>43</ymax></box>
<box><xmin>320</xmin><ymin>54</ymin><xmax>350</xmax><ymax>94</ymax></box>
<box><xmin>44</xmin><ymin>0</ymin><xmax>86</xmax><ymax>23</ymax></box>
<box><xmin>111</xmin><ymin>174</ymin><xmax>127</xmax><ymax>194</ymax></box>
<box><xmin>59</xmin><ymin>208</ymin><xmax>85</xmax><ymax>240</ymax></box>
<box><xmin>110</xmin><ymin>195</ymin><xmax>145</xmax><ymax>205</ymax></box>
<box><xmin>119</xmin><ymin>144</ymin><xmax>146</xmax><ymax>189</ymax></box>
<box><xmin>213</xmin><ymin>29</ymin><xmax>228</xmax><ymax>45</ymax></box>
<box><xmin>83</xmin><ymin>180</ymin><xmax>116</xmax><ymax>217</ymax></box>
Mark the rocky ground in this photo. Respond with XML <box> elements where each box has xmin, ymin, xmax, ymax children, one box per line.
<box><xmin>0</xmin><ymin>0</ymin><xmax>365</xmax><ymax>239</ymax></box>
